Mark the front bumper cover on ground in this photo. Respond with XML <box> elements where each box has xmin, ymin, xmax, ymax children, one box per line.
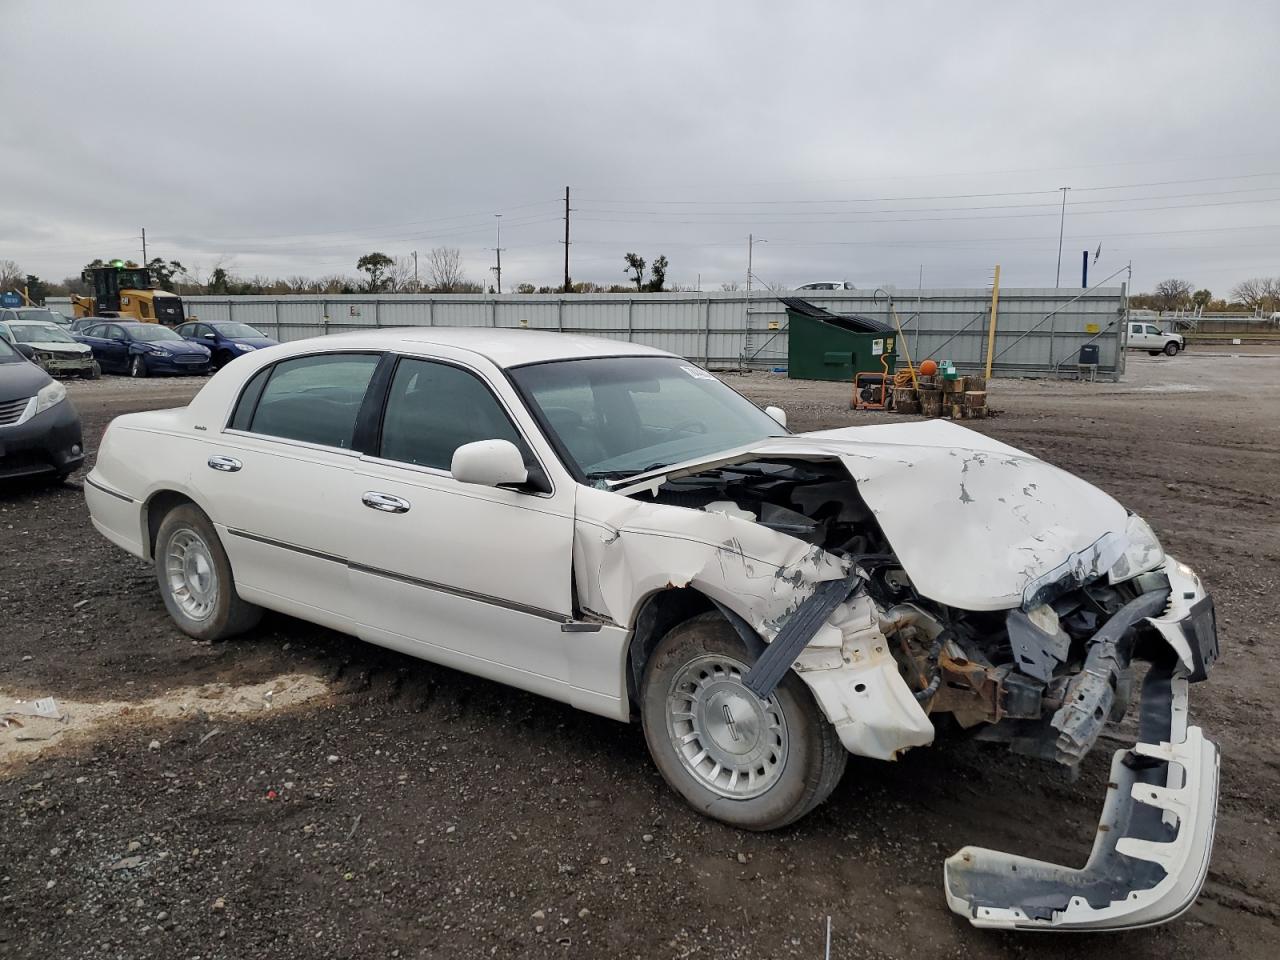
<box><xmin>944</xmin><ymin>660</ymin><xmax>1219</xmax><ymax>931</ymax></box>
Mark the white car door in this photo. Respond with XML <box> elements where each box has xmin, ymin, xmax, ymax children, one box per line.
<box><xmin>197</xmin><ymin>350</ymin><xmax>383</xmax><ymax>629</ymax></box>
<box><xmin>342</xmin><ymin>352</ymin><xmax>588</xmax><ymax>708</ymax></box>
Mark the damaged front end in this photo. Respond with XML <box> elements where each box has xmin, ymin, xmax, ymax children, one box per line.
<box><xmin>587</xmin><ymin>427</ymin><xmax>1220</xmax><ymax>932</ymax></box>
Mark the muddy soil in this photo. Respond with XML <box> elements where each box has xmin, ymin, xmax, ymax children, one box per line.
<box><xmin>2</xmin><ymin>355</ymin><xmax>1277</xmax><ymax>959</ymax></box>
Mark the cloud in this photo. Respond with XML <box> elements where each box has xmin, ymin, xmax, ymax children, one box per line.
<box><xmin>3</xmin><ymin>0</ymin><xmax>1278</xmax><ymax>294</ymax></box>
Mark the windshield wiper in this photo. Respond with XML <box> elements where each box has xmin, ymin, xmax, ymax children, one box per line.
<box><xmin>585</xmin><ymin>462</ymin><xmax>672</xmax><ymax>484</ymax></box>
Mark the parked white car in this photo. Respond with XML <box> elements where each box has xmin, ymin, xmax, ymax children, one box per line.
<box><xmin>85</xmin><ymin>328</ymin><xmax>1220</xmax><ymax>931</ymax></box>
<box><xmin>0</xmin><ymin>319</ymin><xmax>99</xmax><ymax>378</ymax></box>
<box><xmin>1126</xmin><ymin>320</ymin><xmax>1185</xmax><ymax>356</ymax></box>
<box><xmin>796</xmin><ymin>281</ymin><xmax>856</xmax><ymax>291</ymax></box>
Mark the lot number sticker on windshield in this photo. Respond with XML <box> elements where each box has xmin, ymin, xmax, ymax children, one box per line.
<box><xmin>680</xmin><ymin>365</ymin><xmax>717</xmax><ymax>381</ymax></box>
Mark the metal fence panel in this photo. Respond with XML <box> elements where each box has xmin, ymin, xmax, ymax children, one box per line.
<box><xmin>44</xmin><ymin>287</ymin><xmax>1126</xmax><ymax>378</ymax></box>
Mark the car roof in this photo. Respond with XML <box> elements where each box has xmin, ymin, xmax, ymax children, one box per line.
<box><xmin>8</xmin><ymin>319</ymin><xmax>60</xmax><ymax>327</ymax></box>
<box><xmin>299</xmin><ymin>327</ymin><xmax>676</xmax><ymax>368</ymax></box>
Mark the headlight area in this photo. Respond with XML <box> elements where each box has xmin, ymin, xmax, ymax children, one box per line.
<box><xmin>33</xmin><ymin>379</ymin><xmax>67</xmax><ymax>416</ymax></box>
<box><xmin>1110</xmin><ymin>514</ymin><xmax>1165</xmax><ymax>583</ymax></box>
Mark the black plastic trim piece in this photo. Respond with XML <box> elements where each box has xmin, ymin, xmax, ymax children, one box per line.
<box><xmin>743</xmin><ymin>570</ymin><xmax>861</xmax><ymax>699</ymax></box>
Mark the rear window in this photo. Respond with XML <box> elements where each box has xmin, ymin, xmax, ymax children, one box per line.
<box><xmin>237</xmin><ymin>353</ymin><xmax>380</xmax><ymax>449</ymax></box>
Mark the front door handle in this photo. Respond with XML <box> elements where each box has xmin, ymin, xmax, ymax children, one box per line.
<box><xmin>362</xmin><ymin>492</ymin><xmax>411</xmax><ymax>514</ymax></box>
<box><xmin>208</xmin><ymin>455</ymin><xmax>242</xmax><ymax>472</ymax></box>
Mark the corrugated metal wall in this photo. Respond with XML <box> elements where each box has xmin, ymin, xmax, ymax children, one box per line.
<box><xmin>46</xmin><ymin>287</ymin><xmax>1127</xmax><ymax>378</ymax></box>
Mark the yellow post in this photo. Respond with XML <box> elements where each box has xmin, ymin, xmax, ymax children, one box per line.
<box><xmin>888</xmin><ymin>301</ymin><xmax>919</xmax><ymax>389</ymax></box>
<box><xmin>984</xmin><ymin>264</ymin><xmax>1001</xmax><ymax>379</ymax></box>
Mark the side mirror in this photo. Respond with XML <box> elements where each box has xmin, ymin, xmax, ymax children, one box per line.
<box><xmin>765</xmin><ymin>405</ymin><xmax>787</xmax><ymax>428</ymax></box>
<box><xmin>14</xmin><ymin>343</ymin><xmax>36</xmax><ymax>360</ymax></box>
<box><xmin>203</xmin><ymin>333</ymin><xmax>216</xmax><ymax>339</ymax></box>
<box><xmin>451</xmin><ymin>439</ymin><xmax>529</xmax><ymax>488</ymax></box>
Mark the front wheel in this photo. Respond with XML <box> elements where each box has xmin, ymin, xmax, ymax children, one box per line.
<box><xmin>640</xmin><ymin>613</ymin><xmax>847</xmax><ymax>831</ymax></box>
<box><xmin>129</xmin><ymin>355</ymin><xmax>148</xmax><ymax>378</ymax></box>
<box><xmin>1164</xmin><ymin>341</ymin><xmax>1181</xmax><ymax>356</ymax></box>
<box><xmin>81</xmin><ymin>361</ymin><xmax>101</xmax><ymax>380</ymax></box>
<box><xmin>154</xmin><ymin>503</ymin><xmax>263</xmax><ymax>641</ymax></box>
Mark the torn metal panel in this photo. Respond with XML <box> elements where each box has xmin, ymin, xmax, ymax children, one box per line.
<box><xmin>573</xmin><ymin>485</ymin><xmax>848</xmax><ymax>634</ymax></box>
<box><xmin>743</xmin><ymin>569</ymin><xmax>862</xmax><ymax>699</ymax></box>
<box><xmin>945</xmin><ymin>664</ymin><xmax>1220</xmax><ymax>931</ymax></box>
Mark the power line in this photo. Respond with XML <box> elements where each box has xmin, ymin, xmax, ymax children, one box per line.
<box><xmin>575</xmin><ymin>170</ymin><xmax>1280</xmax><ymax>206</ymax></box>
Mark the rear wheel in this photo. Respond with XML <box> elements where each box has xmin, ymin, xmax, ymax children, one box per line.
<box><xmin>129</xmin><ymin>355</ymin><xmax>148</xmax><ymax>378</ymax></box>
<box><xmin>154</xmin><ymin>503</ymin><xmax>262</xmax><ymax>641</ymax></box>
<box><xmin>640</xmin><ymin>613</ymin><xmax>846</xmax><ymax>831</ymax></box>
<box><xmin>1164</xmin><ymin>341</ymin><xmax>1180</xmax><ymax>356</ymax></box>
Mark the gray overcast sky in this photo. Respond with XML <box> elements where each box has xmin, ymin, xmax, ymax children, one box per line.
<box><xmin>4</xmin><ymin>0</ymin><xmax>1278</xmax><ymax>294</ymax></box>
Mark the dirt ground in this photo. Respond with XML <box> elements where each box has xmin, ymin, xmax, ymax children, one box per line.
<box><xmin>2</xmin><ymin>352</ymin><xmax>1278</xmax><ymax>959</ymax></box>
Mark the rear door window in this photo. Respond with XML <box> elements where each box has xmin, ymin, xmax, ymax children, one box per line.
<box><xmin>378</xmin><ymin>358</ymin><xmax>525</xmax><ymax>471</ymax></box>
<box><xmin>241</xmin><ymin>353</ymin><xmax>381</xmax><ymax>449</ymax></box>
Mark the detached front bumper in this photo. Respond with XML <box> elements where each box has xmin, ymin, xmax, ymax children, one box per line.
<box><xmin>38</xmin><ymin>354</ymin><xmax>95</xmax><ymax>376</ymax></box>
<box><xmin>944</xmin><ymin>559</ymin><xmax>1221</xmax><ymax>931</ymax></box>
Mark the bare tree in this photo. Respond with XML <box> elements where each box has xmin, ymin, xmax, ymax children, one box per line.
<box><xmin>0</xmin><ymin>259</ymin><xmax>25</xmax><ymax>291</ymax></box>
<box><xmin>426</xmin><ymin>247</ymin><xmax>467</xmax><ymax>292</ymax></box>
<box><xmin>1152</xmin><ymin>278</ymin><xmax>1193</xmax><ymax>312</ymax></box>
<box><xmin>385</xmin><ymin>256</ymin><xmax>417</xmax><ymax>293</ymax></box>
<box><xmin>719</xmin><ymin>281</ymin><xmax>740</xmax><ymax>292</ymax></box>
<box><xmin>1231</xmin><ymin>277</ymin><xmax>1280</xmax><ymax>312</ymax></box>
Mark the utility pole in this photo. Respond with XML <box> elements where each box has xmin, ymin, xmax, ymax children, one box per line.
<box><xmin>743</xmin><ymin>235</ymin><xmax>767</xmax><ymax>369</ymax></box>
<box><xmin>140</xmin><ymin>227</ymin><xmax>147</xmax><ymax>265</ymax></box>
<box><xmin>411</xmin><ymin>250</ymin><xmax>418</xmax><ymax>292</ymax></box>
<box><xmin>561</xmin><ymin>186</ymin><xmax>571</xmax><ymax>292</ymax></box>
<box><xmin>1054</xmin><ymin>187</ymin><xmax>1070</xmax><ymax>288</ymax></box>
<box><xmin>490</xmin><ymin>214</ymin><xmax>504</xmax><ymax>294</ymax></box>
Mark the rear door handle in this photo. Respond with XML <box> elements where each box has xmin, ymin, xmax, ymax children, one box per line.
<box><xmin>208</xmin><ymin>456</ymin><xmax>242</xmax><ymax>472</ymax></box>
<box><xmin>362</xmin><ymin>492</ymin><xmax>411</xmax><ymax>514</ymax></box>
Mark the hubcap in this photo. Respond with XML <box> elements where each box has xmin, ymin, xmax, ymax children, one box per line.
<box><xmin>666</xmin><ymin>654</ymin><xmax>788</xmax><ymax>799</ymax></box>
<box><xmin>164</xmin><ymin>528</ymin><xmax>218</xmax><ymax>621</ymax></box>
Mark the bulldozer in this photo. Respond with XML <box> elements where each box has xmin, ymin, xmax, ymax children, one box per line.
<box><xmin>71</xmin><ymin>260</ymin><xmax>187</xmax><ymax>325</ymax></box>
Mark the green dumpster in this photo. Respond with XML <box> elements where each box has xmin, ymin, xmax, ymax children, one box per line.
<box><xmin>781</xmin><ymin>298</ymin><xmax>898</xmax><ymax>383</ymax></box>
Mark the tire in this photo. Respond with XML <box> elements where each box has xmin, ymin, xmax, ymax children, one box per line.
<box><xmin>214</xmin><ymin>351</ymin><xmax>232</xmax><ymax>369</ymax></box>
<box><xmin>154</xmin><ymin>503</ymin><xmax>262</xmax><ymax>641</ymax></box>
<box><xmin>1164</xmin><ymin>341</ymin><xmax>1180</xmax><ymax>356</ymax></box>
<box><xmin>640</xmin><ymin>613</ymin><xmax>847</xmax><ymax>831</ymax></box>
<box><xmin>129</xmin><ymin>355</ymin><xmax>148</xmax><ymax>378</ymax></box>
<box><xmin>81</xmin><ymin>361</ymin><xmax>101</xmax><ymax>380</ymax></box>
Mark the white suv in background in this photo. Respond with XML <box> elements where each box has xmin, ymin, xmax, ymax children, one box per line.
<box><xmin>1126</xmin><ymin>320</ymin><xmax>1184</xmax><ymax>356</ymax></box>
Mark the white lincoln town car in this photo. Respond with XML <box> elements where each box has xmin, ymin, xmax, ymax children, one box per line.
<box><xmin>85</xmin><ymin>328</ymin><xmax>1220</xmax><ymax>931</ymax></box>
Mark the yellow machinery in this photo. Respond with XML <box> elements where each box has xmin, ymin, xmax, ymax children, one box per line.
<box><xmin>70</xmin><ymin>260</ymin><xmax>186</xmax><ymax>325</ymax></box>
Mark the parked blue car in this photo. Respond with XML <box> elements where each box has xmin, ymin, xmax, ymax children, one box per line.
<box><xmin>175</xmin><ymin>320</ymin><xmax>278</xmax><ymax>369</ymax></box>
<box><xmin>73</xmin><ymin>320</ymin><xmax>211</xmax><ymax>378</ymax></box>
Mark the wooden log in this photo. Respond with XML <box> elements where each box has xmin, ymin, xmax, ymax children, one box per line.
<box><xmin>966</xmin><ymin>375</ymin><xmax>987</xmax><ymax>393</ymax></box>
<box><xmin>949</xmin><ymin>402</ymin><xmax>965</xmax><ymax>419</ymax></box>
<box><xmin>895</xmin><ymin>399</ymin><xmax>922</xmax><ymax>415</ymax></box>
<box><xmin>964</xmin><ymin>390</ymin><xmax>987</xmax><ymax>408</ymax></box>
<box><xmin>944</xmin><ymin>376</ymin><xmax>968</xmax><ymax>394</ymax></box>
<box><xmin>920</xmin><ymin>391</ymin><xmax>943</xmax><ymax>418</ymax></box>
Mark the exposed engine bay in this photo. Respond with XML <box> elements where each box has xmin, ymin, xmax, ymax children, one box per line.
<box><xmin>641</xmin><ymin>457</ymin><xmax>1193</xmax><ymax>770</ymax></box>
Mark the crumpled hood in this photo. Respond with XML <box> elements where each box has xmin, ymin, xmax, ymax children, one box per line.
<box><xmin>615</xmin><ymin>420</ymin><xmax>1128</xmax><ymax>612</ymax></box>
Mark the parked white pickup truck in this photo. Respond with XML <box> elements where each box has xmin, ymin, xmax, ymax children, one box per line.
<box><xmin>1126</xmin><ymin>320</ymin><xmax>1184</xmax><ymax>356</ymax></box>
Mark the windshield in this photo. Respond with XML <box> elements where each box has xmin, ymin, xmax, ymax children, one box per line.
<box><xmin>510</xmin><ymin>356</ymin><xmax>787</xmax><ymax>482</ymax></box>
<box><xmin>212</xmin><ymin>322</ymin><xmax>265</xmax><ymax>338</ymax></box>
<box><xmin>11</xmin><ymin>323</ymin><xmax>76</xmax><ymax>344</ymax></box>
<box><xmin>130</xmin><ymin>325</ymin><xmax>183</xmax><ymax>341</ymax></box>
